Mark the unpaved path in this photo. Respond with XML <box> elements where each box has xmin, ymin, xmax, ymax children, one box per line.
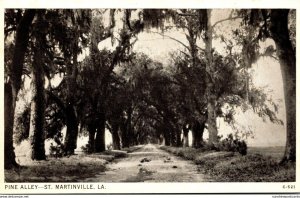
<box><xmin>83</xmin><ymin>144</ymin><xmax>210</xmax><ymax>182</ymax></box>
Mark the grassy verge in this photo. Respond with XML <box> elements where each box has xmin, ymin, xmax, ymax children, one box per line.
<box><xmin>160</xmin><ymin>146</ymin><xmax>295</xmax><ymax>182</ymax></box>
<box><xmin>5</xmin><ymin>150</ymin><xmax>129</xmax><ymax>182</ymax></box>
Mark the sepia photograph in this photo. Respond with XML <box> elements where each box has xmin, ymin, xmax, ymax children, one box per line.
<box><xmin>1</xmin><ymin>1</ymin><xmax>299</xmax><ymax>194</ymax></box>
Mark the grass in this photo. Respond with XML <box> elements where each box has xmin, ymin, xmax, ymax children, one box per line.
<box><xmin>248</xmin><ymin>146</ymin><xmax>285</xmax><ymax>161</ymax></box>
<box><xmin>160</xmin><ymin>146</ymin><xmax>295</xmax><ymax>182</ymax></box>
<box><xmin>5</xmin><ymin>150</ymin><xmax>129</xmax><ymax>182</ymax></box>
<box><xmin>6</xmin><ymin>143</ymin><xmax>142</xmax><ymax>182</ymax></box>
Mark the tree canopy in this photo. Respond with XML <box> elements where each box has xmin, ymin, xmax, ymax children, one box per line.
<box><xmin>4</xmin><ymin>9</ymin><xmax>295</xmax><ymax>169</ymax></box>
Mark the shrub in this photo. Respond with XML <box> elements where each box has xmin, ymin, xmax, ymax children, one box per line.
<box><xmin>203</xmin><ymin>142</ymin><xmax>221</xmax><ymax>151</ymax></box>
<box><xmin>236</xmin><ymin>140</ymin><xmax>247</xmax><ymax>155</ymax></box>
<box><xmin>48</xmin><ymin>133</ymin><xmax>65</xmax><ymax>158</ymax></box>
<box><xmin>218</xmin><ymin>134</ymin><xmax>247</xmax><ymax>155</ymax></box>
<box><xmin>49</xmin><ymin>143</ymin><xmax>64</xmax><ymax>158</ymax></box>
<box><xmin>202</xmin><ymin>134</ymin><xmax>247</xmax><ymax>155</ymax></box>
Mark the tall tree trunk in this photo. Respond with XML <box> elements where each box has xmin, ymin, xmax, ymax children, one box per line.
<box><xmin>175</xmin><ymin>129</ymin><xmax>182</xmax><ymax>147</ymax></box>
<box><xmin>182</xmin><ymin>125</ymin><xmax>189</xmax><ymax>147</ymax></box>
<box><xmin>242</xmin><ymin>26</ymin><xmax>255</xmax><ymax>102</ymax></box>
<box><xmin>162</xmin><ymin>118</ymin><xmax>172</xmax><ymax>146</ymax></box>
<box><xmin>29</xmin><ymin>34</ymin><xmax>46</xmax><ymax>160</ymax></box>
<box><xmin>87</xmin><ymin>122</ymin><xmax>96</xmax><ymax>153</ymax></box>
<box><xmin>4</xmin><ymin>9</ymin><xmax>36</xmax><ymax>169</ymax></box>
<box><xmin>170</xmin><ymin>128</ymin><xmax>176</xmax><ymax>146</ymax></box>
<box><xmin>204</xmin><ymin>9</ymin><xmax>218</xmax><ymax>143</ymax></box>
<box><xmin>111</xmin><ymin>123</ymin><xmax>121</xmax><ymax>150</ymax></box>
<box><xmin>63</xmin><ymin>104</ymin><xmax>78</xmax><ymax>155</ymax></box>
<box><xmin>191</xmin><ymin>120</ymin><xmax>205</xmax><ymax>148</ymax></box>
<box><xmin>63</xmin><ymin>36</ymin><xmax>79</xmax><ymax>155</ymax></box>
<box><xmin>120</xmin><ymin>121</ymin><xmax>127</xmax><ymax>148</ymax></box>
<box><xmin>158</xmin><ymin>134</ymin><xmax>164</xmax><ymax>145</ymax></box>
<box><xmin>122</xmin><ymin>125</ymin><xmax>131</xmax><ymax>147</ymax></box>
<box><xmin>164</xmin><ymin>129</ymin><xmax>171</xmax><ymax>146</ymax></box>
<box><xmin>191</xmin><ymin>126</ymin><xmax>196</xmax><ymax>148</ymax></box>
<box><xmin>270</xmin><ymin>10</ymin><xmax>296</xmax><ymax>163</ymax></box>
<box><xmin>132</xmin><ymin>131</ymin><xmax>139</xmax><ymax>146</ymax></box>
<box><xmin>126</xmin><ymin>107</ymin><xmax>133</xmax><ymax>146</ymax></box>
<box><xmin>207</xmin><ymin>98</ymin><xmax>218</xmax><ymax>143</ymax></box>
<box><xmin>4</xmin><ymin>83</ymin><xmax>19</xmax><ymax>169</ymax></box>
<box><xmin>95</xmin><ymin>112</ymin><xmax>106</xmax><ymax>152</ymax></box>
<box><xmin>121</xmin><ymin>107</ymin><xmax>133</xmax><ymax>147</ymax></box>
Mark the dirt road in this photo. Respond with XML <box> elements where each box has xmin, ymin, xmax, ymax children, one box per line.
<box><xmin>83</xmin><ymin>144</ymin><xmax>209</xmax><ymax>182</ymax></box>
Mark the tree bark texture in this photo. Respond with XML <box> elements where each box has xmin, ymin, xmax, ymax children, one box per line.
<box><xmin>182</xmin><ymin>125</ymin><xmax>189</xmax><ymax>147</ymax></box>
<box><xmin>63</xmin><ymin>35</ymin><xmax>79</xmax><ymax>155</ymax></box>
<box><xmin>191</xmin><ymin>120</ymin><xmax>205</xmax><ymax>148</ymax></box>
<box><xmin>87</xmin><ymin>122</ymin><xmax>96</xmax><ymax>153</ymax></box>
<box><xmin>164</xmin><ymin>129</ymin><xmax>171</xmax><ymax>146</ymax></box>
<box><xmin>4</xmin><ymin>9</ymin><xmax>36</xmax><ymax>169</ymax></box>
<box><xmin>111</xmin><ymin>123</ymin><xmax>121</xmax><ymax>150</ymax></box>
<box><xmin>270</xmin><ymin>9</ymin><xmax>296</xmax><ymax>162</ymax></box>
<box><xmin>204</xmin><ymin>9</ymin><xmax>218</xmax><ymax>143</ymax></box>
<box><xmin>94</xmin><ymin>112</ymin><xmax>106</xmax><ymax>152</ymax></box>
<box><xmin>121</xmin><ymin>107</ymin><xmax>133</xmax><ymax>148</ymax></box>
<box><xmin>29</xmin><ymin>32</ymin><xmax>46</xmax><ymax>160</ymax></box>
<box><xmin>4</xmin><ymin>83</ymin><xmax>18</xmax><ymax>169</ymax></box>
<box><xmin>64</xmin><ymin>104</ymin><xmax>79</xmax><ymax>155</ymax></box>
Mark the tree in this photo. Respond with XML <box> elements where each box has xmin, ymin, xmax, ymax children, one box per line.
<box><xmin>182</xmin><ymin>124</ymin><xmax>190</xmax><ymax>147</ymax></box>
<box><xmin>130</xmin><ymin>54</ymin><xmax>183</xmax><ymax>146</ymax></box>
<box><xmin>33</xmin><ymin>9</ymin><xmax>92</xmax><ymax>155</ymax></box>
<box><xmin>78</xmin><ymin>9</ymin><xmax>144</xmax><ymax>152</ymax></box>
<box><xmin>202</xmin><ymin>9</ymin><xmax>219</xmax><ymax>143</ymax></box>
<box><xmin>239</xmin><ymin>9</ymin><xmax>295</xmax><ymax>162</ymax></box>
<box><xmin>114</xmin><ymin>9</ymin><xmax>284</xmax><ymax>149</ymax></box>
<box><xmin>168</xmin><ymin>10</ymin><xmax>208</xmax><ymax>148</ymax></box>
<box><xmin>60</xmin><ymin>10</ymin><xmax>91</xmax><ymax>155</ymax></box>
<box><xmin>28</xmin><ymin>10</ymin><xmax>47</xmax><ymax>160</ymax></box>
<box><xmin>187</xmin><ymin>9</ymin><xmax>282</xmax><ymax>145</ymax></box>
<box><xmin>4</xmin><ymin>9</ymin><xmax>36</xmax><ymax>168</ymax></box>
<box><xmin>269</xmin><ymin>10</ymin><xmax>295</xmax><ymax>162</ymax></box>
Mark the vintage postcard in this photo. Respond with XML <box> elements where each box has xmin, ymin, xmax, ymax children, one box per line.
<box><xmin>0</xmin><ymin>0</ymin><xmax>299</xmax><ymax>195</ymax></box>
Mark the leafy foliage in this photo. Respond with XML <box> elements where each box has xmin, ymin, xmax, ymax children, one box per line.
<box><xmin>5</xmin><ymin>9</ymin><xmax>289</xmax><ymax>157</ymax></box>
<box><xmin>218</xmin><ymin>134</ymin><xmax>247</xmax><ymax>155</ymax></box>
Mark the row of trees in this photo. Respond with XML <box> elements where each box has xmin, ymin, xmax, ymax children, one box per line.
<box><xmin>4</xmin><ymin>9</ymin><xmax>295</xmax><ymax>169</ymax></box>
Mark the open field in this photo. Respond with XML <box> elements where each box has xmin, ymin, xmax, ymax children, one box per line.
<box><xmin>248</xmin><ymin>146</ymin><xmax>285</xmax><ymax>161</ymax></box>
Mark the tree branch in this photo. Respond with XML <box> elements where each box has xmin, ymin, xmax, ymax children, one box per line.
<box><xmin>212</xmin><ymin>16</ymin><xmax>242</xmax><ymax>29</ymax></box>
<box><xmin>46</xmin><ymin>90</ymin><xmax>66</xmax><ymax>112</ymax></box>
<box><xmin>150</xmin><ymin>31</ymin><xmax>190</xmax><ymax>50</ymax></box>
